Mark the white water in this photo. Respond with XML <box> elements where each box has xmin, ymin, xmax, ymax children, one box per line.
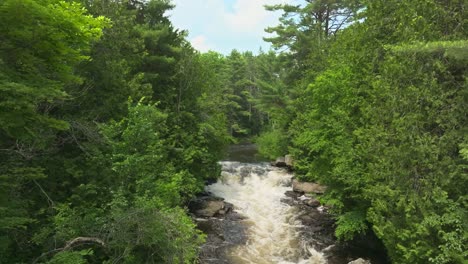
<box><xmin>206</xmin><ymin>161</ymin><xmax>327</xmax><ymax>264</ymax></box>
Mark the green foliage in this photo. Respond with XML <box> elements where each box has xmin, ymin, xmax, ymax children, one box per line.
<box><xmin>335</xmin><ymin>211</ymin><xmax>368</xmax><ymax>241</ymax></box>
<box><xmin>46</xmin><ymin>250</ymin><xmax>93</xmax><ymax>264</ymax></box>
<box><xmin>360</xmin><ymin>46</ymin><xmax>468</xmax><ymax>263</ymax></box>
<box><xmin>2</xmin><ymin>0</ymin><xmax>465</xmax><ymax>263</ymax></box>
<box><xmin>104</xmin><ymin>206</ymin><xmax>204</xmax><ymax>264</ymax></box>
<box><xmin>256</xmin><ymin>129</ymin><xmax>288</xmax><ymax>160</ymax></box>
<box><xmin>281</xmin><ymin>0</ymin><xmax>467</xmax><ymax>263</ymax></box>
<box><xmin>0</xmin><ymin>0</ymin><xmax>226</xmax><ymax>263</ymax></box>
<box><xmin>101</xmin><ymin>100</ymin><xmax>201</xmax><ymax>207</ymax></box>
<box><xmin>0</xmin><ymin>0</ymin><xmax>107</xmax><ymax>141</ymax></box>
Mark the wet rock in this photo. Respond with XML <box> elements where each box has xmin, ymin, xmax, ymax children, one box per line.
<box><xmin>195</xmin><ymin>208</ymin><xmax>247</xmax><ymax>264</ymax></box>
<box><xmin>303</xmin><ymin>198</ymin><xmax>320</xmax><ymax>207</ymax></box>
<box><xmin>280</xmin><ymin>197</ymin><xmax>296</xmax><ymax>206</ymax></box>
<box><xmin>298</xmin><ymin>214</ymin><xmax>315</xmax><ymax>225</ymax></box>
<box><xmin>216</xmin><ymin>202</ymin><xmax>234</xmax><ymax>216</ymax></box>
<box><xmin>252</xmin><ymin>166</ymin><xmax>266</xmax><ymax>175</ymax></box>
<box><xmin>285</xmin><ymin>190</ymin><xmax>301</xmax><ymax>199</ymax></box>
<box><xmin>225</xmin><ymin>211</ymin><xmax>246</xmax><ymax>221</ymax></box>
<box><xmin>198</xmin><ymin>224</ymin><xmax>233</xmax><ymax>264</ymax></box>
<box><xmin>217</xmin><ymin>210</ymin><xmax>226</xmax><ymax>216</ymax></box>
<box><xmin>222</xmin><ymin>219</ymin><xmax>247</xmax><ymax>244</ymax></box>
<box><xmin>297</xmin><ymin>210</ymin><xmax>320</xmax><ymax>225</ymax></box>
<box><xmin>197</xmin><ymin>201</ymin><xmax>224</xmax><ymax>217</ymax></box>
<box><xmin>240</xmin><ymin>166</ymin><xmax>251</xmax><ymax>178</ymax></box>
<box><xmin>189</xmin><ymin>196</ymin><xmax>227</xmax><ymax>218</ymax></box>
<box><xmin>348</xmin><ymin>258</ymin><xmax>371</xmax><ymax>264</ymax></box>
<box><xmin>292</xmin><ymin>179</ymin><xmax>327</xmax><ymax>194</ymax></box>
<box><xmin>223</xmin><ymin>202</ymin><xmax>234</xmax><ymax>213</ymax></box>
<box><xmin>272</xmin><ymin>157</ymin><xmax>287</xmax><ymax>167</ymax></box>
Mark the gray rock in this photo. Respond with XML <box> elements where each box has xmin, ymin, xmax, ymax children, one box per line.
<box><xmin>298</xmin><ymin>214</ymin><xmax>314</xmax><ymax>225</ymax></box>
<box><xmin>292</xmin><ymin>179</ymin><xmax>327</xmax><ymax>194</ymax></box>
<box><xmin>303</xmin><ymin>198</ymin><xmax>320</xmax><ymax>207</ymax></box>
<box><xmin>196</xmin><ymin>200</ymin><xmax>225</xmax><ymax>217</ymax></box>
<box><xmin>348</xmin><ymin>258</ymin><xmax>371</xmax><ymax>264</ymax></box>
<box><xmin>224</xmin><ymin>202</ymin><xmax>234</xmax><ymax>213</ymax></box>
<box><xmin>189</xmin><ymin>196</ymin><xmax>227</xmax><ymax>218</ymax></box>
<box><xmin>280</xmin><ymin>197</ymin><xmax>295</xmax><ymax>206</ymax></box>
<box><xmin>273</xmin><ymin>157</ymin><xmax>287</xmax><ymax>167</ymax></box>
<box><xmin>240</xmin><ymin>167</ymin><xmax>251</xmax><ymax>178</ymax></box>
<box><xmin>285</xmin><ymin>190</ymin><xmax>300</xmax><ymax>199</ymax></box>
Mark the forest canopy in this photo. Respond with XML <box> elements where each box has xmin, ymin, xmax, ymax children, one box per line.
<box><xmin>0</xmin><ymin>0</ymin><xmax>466</xmax><ymax>263</ymax></box>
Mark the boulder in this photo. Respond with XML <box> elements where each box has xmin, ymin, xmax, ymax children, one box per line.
<box><xmin>189</xmin><ymin>196</ymin><xmax>227</xmax><ymax>218</ymax></box>
<box><xmin>196</xmin><ymin>200</ymin><xmax>225</xmax><ymax>217</ymax></box>
<box><xmin>292</xmin><ymin>179</ymin><xmax>327</xmax><ymax>194</ymax></box>
<box><xmin>285</xmin><ymin>154</ymin><xmax>294</xmax><ymax>167</ymax></box>
<box><xmin>285</xmin><ymin>190</ymin><xmax>301</xmax><ymax>199</ymax></box>
<box><xmin>303</xmin><ymin>198</ymin><xmax>320</xmax><ymax>207</ymax></box>
<box><xmin>280</xmin><ymin>197</ymin><xmax>295</xmax><ymax>206</ymax></box>
<box><xmin>297</xmin><ymin>210</ymin><xmax>321</xmax><ymax>226</ymax></box>
<box><xmin>348</xmin><ymin>258</ymin><xmax>371</xmax><ymax>264</ymax></box>
<box><xmin>272</xmin><ymin>157</ymin><xmax>287</xmax><ymax>167</ymax></box>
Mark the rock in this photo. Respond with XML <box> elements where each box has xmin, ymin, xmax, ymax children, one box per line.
<box><xmin>189</xmin><ymin>196</ymin><xmax>226</xmax><ymax>218</ymax></box>
<box><xmin>226</xmin><ymin>211</ymin><xmax>246</xmax><ymax>221</ymax></box>
<box><xmin>272</xmin><ymin>157</ymin><xmax>287</xmax><ymax>167</ymax></box>
<box><xmin>298</xmin><ymin>214</ymin><xmax>314</xmax><ymax>225</ymax></box>
<box><xmin>195</xmin><ymin>208</ymin><xmax>247</xmax><ymax>264</ymax></box>
<box><xmin>297</xmin><ymin>210</ymin><xmax>321</xmax><ymax>225</ymax></box>
<box><xmin>285</xmin><ymin>154</ymin><xmax>294</xmax><ymax>167</ymax></box>
<box><xmin>280</xmin><ymin>197</ymin><xmax>295</xmax><ymax>206</ymax></box>
<box><xmin>303</xmin><ymin>198</ymin><xmax>320</xmax><ymax>207</ymax></box>
<box><xmin>348</xmin><ymin>258</ymin><xmax>371</xmax><ymax>264</ymax></box>
<box><xmin>196</xmin><ymin>216</ymin><xmax>246</xmax><ymax>264</ymax></box>
<box><xmin>292</xmin><ymin>179</ymin><xmax>327</xmax><ymax>194</ymax></box>
<box><xmin>196</xmin><ymin>200</ymin><xmax>225</xmax><ymax>217</ymax></box>
<box><xmin>223</xmin><ymin>202</ymin><xmax>234</xmax><ymax>214</ymax></box>
<box><xmin>240</xmin><ymin>166</ymin><xmax>251</xmax><ymax>178</ymax></box>
<box><xmin>285</xmin><ymin>190</ymin><xmax>300</xmax><ymax>199</ymax></box>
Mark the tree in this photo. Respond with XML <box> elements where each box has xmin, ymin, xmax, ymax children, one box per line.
<box><xmin>0</xmin><ymin>0</ymin><xmax>107</xmax><ymax>143</ymax></box>
<box><xmin>264</xmin><ymin>0</ymin><xmax>361</xmax><ymax>81</ymax></box>
<box><xmin>0</xmin><ymin>0</ymin><xmax>108</xmax><ymax>261</ymax></box>
<box><xmin>285</xmin><ymin>0</ymin><xmax>467</xmax><ymax>262</ymax></box>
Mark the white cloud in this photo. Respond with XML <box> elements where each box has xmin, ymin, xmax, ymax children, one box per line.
<box><xmin>224</xmin><ymin>0</ymin><xmax>288</xmax><ymax>35</ymax></box>
<box><xmin>190</xmin><ymin>35</ymin><xmax>214</xmax><ymax>52</ymax></box>
<box><xmin>169</xmin><ymin>0</ymin><xmax>298</xmax><ymax>54</ymax></box>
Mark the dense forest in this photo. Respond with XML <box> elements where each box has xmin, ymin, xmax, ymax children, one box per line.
<box><xmin>0</xmin><ymin>0</ymin><xmax>466</xmax><ymax>263</ymax></box>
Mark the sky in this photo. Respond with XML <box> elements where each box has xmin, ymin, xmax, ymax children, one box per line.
<box><xmin>169</xmin><ymin>0</ymin><xmax>298</xmax><ymax>55</ymax></box>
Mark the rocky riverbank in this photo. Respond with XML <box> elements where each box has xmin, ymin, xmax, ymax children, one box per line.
<box><xmin>188</xmin><ymin>194</ymin><xmax>247</xmax><ymax>264</ymax></box>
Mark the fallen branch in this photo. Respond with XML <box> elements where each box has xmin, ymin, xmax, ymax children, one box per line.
<box><xmin>63</xmin><ymin>237</ymin><xmax>105</xmax><ymax>251</ymax></box>
<box><xmin>32</xmin><ymin>237</ymin><xmax>105</xmax><ymax>264</ymax></box>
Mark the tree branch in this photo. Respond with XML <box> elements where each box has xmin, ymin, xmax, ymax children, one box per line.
<box><xmin>33</xmin><ymin>179</ymin><xmax>55</xmax><ymax>208</ymax></box>
<box><xmin>32</xmin><ymin>237</ymin><xmax>106</xmax><ymax>264</ymax></box>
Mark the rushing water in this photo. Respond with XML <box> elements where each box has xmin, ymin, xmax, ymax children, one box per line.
<box><xmin>206</xmin><ymin>161</ymin><xmax>327</xmax><ymax>264</ymax></box>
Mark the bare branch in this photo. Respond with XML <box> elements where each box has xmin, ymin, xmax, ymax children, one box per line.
<box><xmin>32</xmin><ymin>179</ymin><xmax>55</xmax><ymax>208</ymax></box>
<box><xmin>32</xmin><ymin>237</ymin><xmax>106</xmax><ymax>264</ymax></box>
<box><xmin>63</xmin><ymin>237</ymin><xmax>105</xmax><ymax>251</ymax></box>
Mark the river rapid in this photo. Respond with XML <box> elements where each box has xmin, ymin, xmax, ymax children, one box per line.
<box><xmin>207</xmin><ymin>161</ymin><xmax>327</xmax><ymax>264</ymax></box>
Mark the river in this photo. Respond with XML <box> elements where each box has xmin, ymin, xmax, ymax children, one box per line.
<box><xmin>207</xmin><ymin>161</ymin><xmax>326</xmax><ymax>263</ymax></box>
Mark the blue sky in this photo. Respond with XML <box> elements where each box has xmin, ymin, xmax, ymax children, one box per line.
<box><xmin>169</xmin><ymin>0</ymin><xmax>298</xmax><ymax>55</ymax></box>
